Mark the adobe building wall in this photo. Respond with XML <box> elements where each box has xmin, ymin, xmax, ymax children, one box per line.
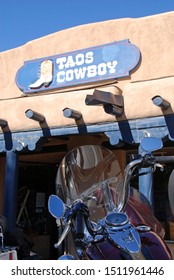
<box><xmin>0</xmin><ymin>11</ymin><xmax>174</xmax><ymax>132</ymax></box>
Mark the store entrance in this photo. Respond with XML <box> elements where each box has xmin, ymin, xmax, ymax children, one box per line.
<box><xmin>13</xmin><ymin>132</ymin><xmax>128</xmax><ymax>259</ymax></box>
<box><xmin>15</xmin><ymin>133</ymin><xmax>107</xmax><ymax>259</ymax></box>
<box><xmin>17</xmin><ymin>161</ymin><xmax>58</xmax><ymax>259</ymax></box>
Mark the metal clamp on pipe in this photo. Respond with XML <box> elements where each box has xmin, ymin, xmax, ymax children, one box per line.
<box><xmin>152</xmin><ymin>95</ymin><xmax>170</xmax><ymax>110</ymax></box>
<box><xmin>63</xmin><ymin>108</ymin><xmax>82</xmax><ymax>120</ymax></box>
<box><xmin>25</xmin><ymin>109</ymin><xmax>45</xmax><ymax>123</ymax></box>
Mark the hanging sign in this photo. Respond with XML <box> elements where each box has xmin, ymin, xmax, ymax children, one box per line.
<box><xmin>16</xmin><ymin>39</ymin><xmax>141</xmax><ymax>94</ymax></box>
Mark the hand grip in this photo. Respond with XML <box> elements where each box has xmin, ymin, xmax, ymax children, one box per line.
<box><xmin>76</xmin><ymin>211</ymin><xmax>84</xmax><ymax>239</ymax></box>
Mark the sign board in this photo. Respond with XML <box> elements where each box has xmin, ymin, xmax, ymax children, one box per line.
<box><xmin>16</xmin><ymin>39</ymin><xmax>141</xmax><ymax>94</ymax></box>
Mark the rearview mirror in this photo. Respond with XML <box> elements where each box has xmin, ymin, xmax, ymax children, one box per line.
<box><xmin>140</xmin><ymin>137</ymin><xmax>163</xmax><ymax>153</ymax></box>
<box><xmin>48</xmin><ymin>195</ymin><xmax>65</xmax><ymax>219</ymax></box>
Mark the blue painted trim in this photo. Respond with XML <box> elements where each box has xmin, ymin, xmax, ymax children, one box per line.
<box><xmin>0</xmin><ymin>115</ymin><xmax>171</xmax><ymax>152</ymax></box>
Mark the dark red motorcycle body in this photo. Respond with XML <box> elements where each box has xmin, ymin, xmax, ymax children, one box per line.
<box><xmin>126</xmin><ymin>195</ymin><xmax>165</xmax><ymax>238</ymax></box>
<box><xmin>86</xmin><ymin>191</ymin><xmax>172</xmax><ymax>260</ymax></box>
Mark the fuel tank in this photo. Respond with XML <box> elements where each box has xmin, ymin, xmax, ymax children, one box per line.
<box><xmin>86</xmin><ymin>230</ymin><xmax>172</xmax><ymax>260</ymax></box>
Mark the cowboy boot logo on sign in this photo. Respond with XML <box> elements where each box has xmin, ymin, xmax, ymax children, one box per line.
<box><xmin>30</xmin><ymin>59</ymin><xmax>53</xmax><ymax>89</ymax></box>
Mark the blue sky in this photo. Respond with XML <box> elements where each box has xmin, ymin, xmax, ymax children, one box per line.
<box><xmin>0</xmin><ymin>0</ymin><xmax>174</xmax><ymax>52</ymax></box>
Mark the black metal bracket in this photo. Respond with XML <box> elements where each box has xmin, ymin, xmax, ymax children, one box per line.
<box><xmin>85</xmin><ymin>89</ymin><xmax>124</xmax><ymax>116</ymax></box>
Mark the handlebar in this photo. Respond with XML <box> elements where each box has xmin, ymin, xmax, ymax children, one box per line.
<box><xmin>156</xmin><ymin>156</ymin><xmax>174</xmax><ymax>163</ymax></box>
<box><xmin>74</xmin><ymin>202</ymin><xmax>85</xmax><ymax>240</ymax></box>
<box><xmin>120</xmin><ymin>155</ymin><xmax>164</xmax><ymax>213</ymax></box>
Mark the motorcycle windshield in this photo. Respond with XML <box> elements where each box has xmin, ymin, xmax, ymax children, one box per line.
<box><xmin>56</xmin><ymin>145</ymin><xmax>124</xmax><ymax>219</ymax></box>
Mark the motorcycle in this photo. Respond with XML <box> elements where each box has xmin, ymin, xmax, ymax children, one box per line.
<box><xmin>48</xmin><ymin>137</ymin><xmax>173</xmax><ymax>260</ymax></box>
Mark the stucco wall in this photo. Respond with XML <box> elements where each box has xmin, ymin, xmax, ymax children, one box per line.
<box><xmin>0</xmin><ymin>12</ymin><xmax>174</xmax><ymax>132</ymax></box>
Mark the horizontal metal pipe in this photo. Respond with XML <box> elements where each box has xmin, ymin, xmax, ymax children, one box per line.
<box><xmin>104</xmin><ymin>104</ymin><xmax>123</xmax><ymax>117</ymax></box>
<box><xmin>156</xmin><ymin>156</ymin><xmax>174</xmax><ymax>163</ymax></box>
<box><xmin>0</xmin><ymin>119</ymin><xmax>8</xmax><ymax>128</ymax></box>
<box><xmin>25</xmin><ymin>109</ymin><xmax>45</xmax><ymax>123</ymax></box>
<box><xmin>63</xmin><ymin>108</ymin><xmax>82</xmax><ymax>120</ymax></box>
<box><xmin>152</xmin><ymin>95</ymin><xmax>170</xmax><ymax>110</ymax></box>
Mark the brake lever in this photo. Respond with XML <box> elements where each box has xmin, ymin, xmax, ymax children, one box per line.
<box><xmin>154</xmin><ymin>162</ymin><xmax>164</xmax><ymax>172</ymax></box>
<box><xmin>54</xmin><ymin>220</ymin><xmax>71</xmax><ymax>248</ymax></box>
